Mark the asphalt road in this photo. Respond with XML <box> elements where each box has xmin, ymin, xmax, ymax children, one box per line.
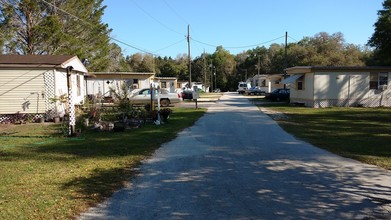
<box><xmin>79</xmin><ymin>92</ymin><xmax>391</xmax><ymax>220</ymax></box>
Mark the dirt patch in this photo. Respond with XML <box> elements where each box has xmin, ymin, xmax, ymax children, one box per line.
<box><xmin>259</xmin><ymin>107</ymin><xmax>289</xmax><ymax>120</ymax></box>
<box><xmin>0</xmin><ymin>124</ymin><xmax>16</xmax><ymax>132</ymax></box>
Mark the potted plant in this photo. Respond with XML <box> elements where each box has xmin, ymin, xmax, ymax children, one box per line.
<box><xmin>160</xmin><ymin>108</ymin><xmax>172</xmax><ymax>122</ymax></box>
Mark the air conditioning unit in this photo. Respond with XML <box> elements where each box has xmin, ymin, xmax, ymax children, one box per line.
<box><xmin>378</xmin><ymin>85</ymin><xmax>388</xmax><ymax>90</ymax></box>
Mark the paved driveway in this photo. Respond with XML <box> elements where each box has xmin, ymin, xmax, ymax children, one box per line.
<box><xmin>79</xmin><ymin>92</ymin><xmax>391</xmax><ymax>220</ymax></box>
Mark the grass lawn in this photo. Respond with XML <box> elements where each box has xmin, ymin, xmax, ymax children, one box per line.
<box><xmin>199</xmin><ymin>92</ymin><xmax>223</xmax><ymax>98</ymax></box>
<box><xmin>0</xmin><ymin>107</ymin><xmax>206</xmax><ymax>219</ymax></box>
<box><xmin>260</xmin><ymin>103</ymin><xmax>391</xmax><ymax>170</ymax></box>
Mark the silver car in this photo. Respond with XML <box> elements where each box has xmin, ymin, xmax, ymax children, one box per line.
<box><xmin>129</xmin><ymin>88</ymin><xmax>182</xmax><ymax>107</ymax></box>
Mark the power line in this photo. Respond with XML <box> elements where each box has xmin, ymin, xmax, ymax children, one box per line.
<box><xmin>288</xmin><ymin>35</ymin><xmax>300</xmax><ymax>43</ymax></box>
<box><xmin>130</xmin><ymin>0</ymin><xmax>184</xmax><ymax>36</ymax></box>
<box><xmin>153</xmin><ymin>38</ymin><xmax>187</xmax><ymax>54</ymax></box>
<box><xmin>192</xmin><ymin>35</ymin><xmax>286</xmax><ymax>50</ymax></box>
<box><xmin>39</xmin><ymin>0</ymin><xmax>159</xmax><ymax>56</ymax></box>
<box><xmin>162</xmin><ymin>0</ymin><xmax>188</xmax><ymax>25</ymax></box>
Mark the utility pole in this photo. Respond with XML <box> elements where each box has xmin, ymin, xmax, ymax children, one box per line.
<box><xmin>257</xmin><ymin>55</ymin><xmax>260</xmax><ymax>86</ymax></box>
<box><xmin>209</xmin><ymin>64</ymin><xmax>214</xmax><ymax>92</ymax></box>
<box><xmin>214</xmin><ymin>70</ymin><xmax>216</xmax><ymax>92</ymax></box>
<box><xmin>284</xmin><ymin>31</ymin><xmax>288</xmax><ymax>89</ymax></box>
<box><xmin>203</xmin><ymin>49</ymin><xmax>206</xmax><ymax>92</ymax></box>
<box><xmin>187</xmin><ymin>25</ymin><xmax>192</xmax><ymax>90</ymax></box>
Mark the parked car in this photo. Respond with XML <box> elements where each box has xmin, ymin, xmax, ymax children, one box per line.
<box><xmin>129</xmin><ymin>88</ymin><xmax>182</xmax><ymax>107</ymax></box>
<box><xmin>181</xmin><ymin>90</ymin><xmax>193</xmax><ymax>100</ymax></box>
<box><xmin>245</xmin><ymin>86</ymin><xmax>266</xmax><ymax>96</ymax></box>
<box><xmin>265</xmin><ymin>89</ymin><xmax>290</xmax><ymax>101</ymax></box>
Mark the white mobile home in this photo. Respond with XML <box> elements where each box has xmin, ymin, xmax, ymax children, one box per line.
<box><xmin>153</xmin><ymin>77</ymin><xmax>178</xmax><ymax>93</ymax></box>
<box><xmin>252</xmin><ymin>74</ymin><xmax>285</xmax><ymax>93</ymax></box>
<box><xmin>86</xmin><ymin>72</ymin><xmax>155</xmax><ymax>98</ymax></box>
<box><xmin>0</xmin><ymin>55</ymin><xmax>88</xmax><ymax>122</ymax></box>
<box><xmin>177</xmin><ymin>81</ymin><xmax>208</xmax><ymax>92</ymax></box>
<box><xmin>284</xmin><ymin>66</ymin><xmax>391</xmax><ymax>108</ymax></box>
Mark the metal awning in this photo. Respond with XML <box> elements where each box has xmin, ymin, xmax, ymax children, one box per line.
<box><xmin>281</xmin><ymin>74</ymin><xmax>303</xmax><ymax>84</ymax></box>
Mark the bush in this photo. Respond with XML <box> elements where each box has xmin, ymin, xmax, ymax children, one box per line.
<box><xmin>113</xmin><ymin>122</ymin><xmax>126</xmax><ymax>132</ymax></box>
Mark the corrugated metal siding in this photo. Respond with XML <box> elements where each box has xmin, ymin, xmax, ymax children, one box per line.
<box><xmin>0</xmin><ymin>69</ymin><xmax>47</xmax><ymax>114</ymax></box>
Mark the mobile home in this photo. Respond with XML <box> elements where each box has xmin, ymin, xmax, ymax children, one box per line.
<box><xmin>284</xmin><ymin>66</ymin><xmax>391</xmax><ymax>108</ymax></box>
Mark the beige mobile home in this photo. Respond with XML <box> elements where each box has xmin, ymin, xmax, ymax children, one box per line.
<box><xmin>0</xmin><ymin>55</ymin><xmax>88</xmax><ymax>122</ymax></box>
<box><xmin>284</xmin><ymin>66</ymin><xmax>391</xmax><ymax>108</ymax></box>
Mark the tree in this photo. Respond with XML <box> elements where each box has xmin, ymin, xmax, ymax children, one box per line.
<box><xmin>212</xmin><ymin>46</ymin><xmax>236</xmax><ymax>91</ymax></box>
<box><xmin>125</xmin><ymin>53</ymin><xmax>154</xmax><ymax>72</ymax></box>
<box><xmin>286</xmin><ymin>32</ymin><xmax>366</xmax><ymax>67</ymax></box>
<box><xmin>106</xmin><ymin>43</ymin><xmax>129</xmax><ymax>72</ymax></box>
<box><xmin>0</xmin><ymin>0</ymin><xmax>112</xmax><ymax>71</ymax></box>
<box><xmin>368</xmin><ymin>0</ymin><xmax>391</xmax><ymax>65</ymax></box>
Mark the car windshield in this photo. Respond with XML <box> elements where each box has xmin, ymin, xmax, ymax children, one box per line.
<box><xmin>139</xmin><ymin>89</ymin><xmax>150</xmax><ymax>95</ymax></box>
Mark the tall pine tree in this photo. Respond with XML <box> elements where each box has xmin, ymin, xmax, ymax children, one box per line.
<box><xmin>0</xmin><ymin>0</ymin><xmax>112</xmax><ymax>71</ymax></box>
<box><xmin>368</xmin><ymin>0</ymin><xmax>391</xmax><ymax>65</ymax></box>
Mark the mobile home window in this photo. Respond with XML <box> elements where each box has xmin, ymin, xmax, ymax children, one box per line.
<box><xmin>161</xmin><ymin>82</ymin><xmax>167</xmax><ymax>88</ymax></box>
<box><xmin>379</xmin><ymin>72</ymin><xmax>388</xmax><ymax>86</ymax></box>
<box><xmin>370</xmin><ymin>72</ymin><xmax>388</xmax><ymax>89</ymax></box>
<box><xmin>297</xmin><ymin>76</ymin><xmax>304</xmax><ymax>90</ymax></box>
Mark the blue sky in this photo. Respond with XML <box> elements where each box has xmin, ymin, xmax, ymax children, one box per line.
<box><xmin>102</xmin><ymin>0</ymin><xmax>384</xmax><ymax>58</ymax></box>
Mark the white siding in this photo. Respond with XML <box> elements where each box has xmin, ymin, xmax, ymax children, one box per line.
<box><xmin>71</xmin><ymin>73</ymin><xmax>85</xmax><ymax>104</ymax></box>
<box><xmin>290</xmin><ymin>73</ymin><xmax>314</xmax><ymax>106</ymax></box>
<box><xmin>0</xmin><ymin>69</ymin><xmax>47</xmax><ymax>114</ymax></box>
<box><xmin>313</xmin><ymin>72</ymin><xmax>391</xmax><ymax>107</ymax></box>
<box><xmin>52</xmin><ymin>70</ymin><xmax>86</xmax><ymax>116</ymax></box>
<box><xmin>61</xmin><ymin>57</ymin><xmax>88</xmax><ymax>73</ymax></box>
<box><xmin>140</xmin><ymin>78</ymin><xmax>151</xmax><ymax>89</ymax></box>
<box><xmin>86</xmin><ymin>79</ymin><xmax>113</xmax><ymax>96</ymax></box>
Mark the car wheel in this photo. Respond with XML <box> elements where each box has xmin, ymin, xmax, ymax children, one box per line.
<box><xmin>160</xmin><ymin>99</ymin><xmax>170</xmax><ymax>107</ymax></box>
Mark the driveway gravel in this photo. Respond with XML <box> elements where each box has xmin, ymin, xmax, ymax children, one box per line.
<box><xmin>79</xmin><ymin>92</ymin><xmax>391</xmax><ymax>220</ymax></box>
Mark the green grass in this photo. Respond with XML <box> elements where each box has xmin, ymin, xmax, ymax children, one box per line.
<box><xmin>0</xmin><ymin>107</ymin><xmax>206</xmax><ymax>219</ymax></box>
<box><xmin>199</xmin><ymin>92</ymin><xmax>223</xmax><ymax>99</ymax></box>
<box><xmin>261</xmin><ymin>104</ymin><xmax>391</xmax><ymax>170</ymax></box>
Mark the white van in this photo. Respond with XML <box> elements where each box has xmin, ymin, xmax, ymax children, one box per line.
<box><xmin>237</xmin><ymin>82</ymin><xmax>251</xmax><ymax>94</ymax></box>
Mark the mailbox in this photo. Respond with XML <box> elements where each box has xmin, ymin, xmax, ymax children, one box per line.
<box><xmin>192</xmin><ymin>91</ymin><xmax>200</xmax><ymax>99</ymax></box>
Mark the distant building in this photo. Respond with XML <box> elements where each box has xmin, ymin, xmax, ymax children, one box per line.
<box><xmin>86</xmin><ymin>72</ymin><xmax>155</xmax><ymax>97</ymax></box>
<box><xmin>252</xmin><ymin>74</ymin><xmax>284</xmax><ymax>93</ymax></box>
<box><xmin>153</xmin><ymin>77</ymin><xmax>178</xmax><ymax>93</ymax></box>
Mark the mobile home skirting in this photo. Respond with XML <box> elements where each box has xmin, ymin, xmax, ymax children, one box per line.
<box><xmin>291</xmin><ymin>97</ymin><xmax>391</xmax><ymax>108</ymax></box>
